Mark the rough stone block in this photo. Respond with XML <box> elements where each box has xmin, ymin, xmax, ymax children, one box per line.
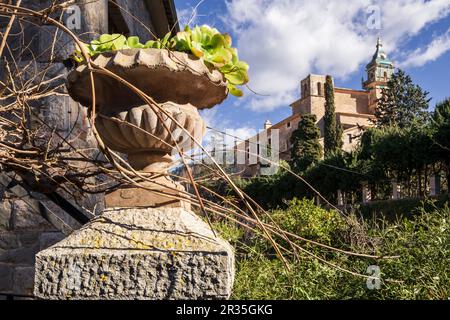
<box><xmin>39</xmin><ymin>232</ymin><xmax>65</xmax><ymax>251</ymax></box>
<box><xmin>37</xmin><ymin>26</ymin><xmax>76</xmax><ymax>63</ymax></box>
<box><xmin>0</xmin><ymin>263</ymin><xmax>13</xmax><ymax>292</ymax></box>
<box><xmin>0</xmin><ymin>201</ymin><xmax>12</xmax><ymax>230</ymax></box>
<box><xmin>0</xmin><ymin>245</ymin><xmax>38</xmax><ymax>265</ymax></box>
<box><xmin>0</xmin><ymin>233</ymin><xmax>18</xmax><ymax>250</ymax></box>
<box><xmin>13</xmin><ymin>266</ymin><xmax>35</xmax><ymax>296</ymax></box>
<box><xmin>34</xmin><ymin>207</ymin><xmax>235</xmax><ymax>300</ymax></box>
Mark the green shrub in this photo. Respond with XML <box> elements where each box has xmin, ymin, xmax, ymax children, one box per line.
<box><xmin>368</xmin><ymin>204</ymin><xmax>450</xmax><ymax>299</ymax></box>
<box><xmin>221</xmin><ymin>200</ymin><xmax>450</xmax><ymax>300</ymax></box>
<box><xmin>270</xmin><ymin>198</ymin><xmax>345</xmax><ymax>244</ymax></box>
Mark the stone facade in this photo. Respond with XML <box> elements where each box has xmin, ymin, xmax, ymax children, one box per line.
<box><xmin>0</xmin><ymin>0</ymin><xmax>179</xmax><ymax>299</ymax></box>
<box><xmin>0</xmin><ymin>187</ymin><xmax>65</xmax><ymax>297</ymax></box>
<box><xmin>237</xmin><ymin>39</ymin><xmax>394</xmax><ymax>177</ymax></box>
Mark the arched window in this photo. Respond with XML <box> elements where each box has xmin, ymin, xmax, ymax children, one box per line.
<box><xmin>302</xmin><ymin>83</ymin><xmax>308</xmax><ymax>97</ymax></box>
<box><xmin>384</xmin><ymin>71</ymin><xmax>388</xmax><ymax>79</ymax></box>
<box><xmin>317</xmin><ymin>82</ymin><xmax>322</xmax><ymax>96</ymax></box>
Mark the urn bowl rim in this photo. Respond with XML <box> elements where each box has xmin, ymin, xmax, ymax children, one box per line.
<box><xmin>67</xmin><ymin>48</ymin><xmax>228</xmax><ymax>110</ymax></box>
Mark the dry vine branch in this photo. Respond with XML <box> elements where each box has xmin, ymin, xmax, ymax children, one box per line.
<box><xmin>0</xmin><ymin>2</ymin><xmax>401</xmax><ymax>282</ymax></box>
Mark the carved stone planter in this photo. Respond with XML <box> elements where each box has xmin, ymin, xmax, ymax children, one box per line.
<box><xmin>67</xmin><ymin>48</ymin><xmax>228</xmax><ymax>208</ymax></box>
<box><xmin>34</xmin><ymin>49</ymin><xmax>235</xmax><ymax>300</ymax></box>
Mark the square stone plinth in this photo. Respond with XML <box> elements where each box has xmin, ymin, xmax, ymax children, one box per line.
<box><xmin>34</xmin><ymin>207</ymin><xmax>234</xmax><ymax>300</ymax></box>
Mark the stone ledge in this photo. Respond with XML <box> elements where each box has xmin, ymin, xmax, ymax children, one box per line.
<box><xmin>34</xmin><ymin>207</ymin><xmax>235</xmax><ymax>300</ymax></box>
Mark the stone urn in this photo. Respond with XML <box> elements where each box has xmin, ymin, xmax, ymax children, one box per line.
<box><xmin>34</xmin><ymin>49</ymin><xmax>235</xmax><ymax>300</ymax></box>
<box><xmin>66</xmin><ymin>48</ymin><xmax>228</xmax><ymax>208</ymax></box>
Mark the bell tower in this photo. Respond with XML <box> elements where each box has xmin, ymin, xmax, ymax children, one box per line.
<box><xmin>363</xmin><ymin>38</ymin><xmax>395</xmax><ymax>113</ymax></box>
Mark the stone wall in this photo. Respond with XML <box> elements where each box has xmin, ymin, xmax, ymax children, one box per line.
<box><xmin>238</xmin><ymin>73</ymin><xmax>375</xmax><ymax>176</ymax></box>
<box><xmin>113</xmin><ymin>0</ymin><xmax>156</xmax><ymax>39</ymax></box>
<box><xmin>234</xmin><ymin>112</ymin><xmax>301</xmax><ymax>176</ymax></box>
<box><xmin>0</xmin><ymin>169</ymin><xmax>87</xmax><ymax>298</ymax></box>
<box><xmin>334</xmin><ymin>89</ymin><xmax>370</xmax><ymax>115</ymax></box>
<box><xmin>272</xmin><ymin>115</ymin><xmax>302</xmax><ymax>161</ymax></box>
<box><xmin>0</xmin><ymin>193</ymin><xmax>65</xmax><ymax>297</ymax></box>
<box><xmin>0</xmin><ymin>0</ymin><xmax>109</xmax><ymax>298</ymax></box>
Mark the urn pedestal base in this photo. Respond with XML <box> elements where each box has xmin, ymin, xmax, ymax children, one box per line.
<box><xmin>104</xmin><ymin>177</ymin><xmax>190</xmax><ymax>210</ymax></box>
<box><xmin>33</xmin><ymin>207</ymin><xmax>235</xmax><ymax>300</ymax></box>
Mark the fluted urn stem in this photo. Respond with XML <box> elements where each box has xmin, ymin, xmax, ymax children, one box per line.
<box><xmin>128</xmin><ymin>151</ymin><xmax>173</xmax><ymax>173</ymax></box>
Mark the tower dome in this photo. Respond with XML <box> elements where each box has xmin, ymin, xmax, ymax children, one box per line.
<box><xmin>366</xmin><ymin>37</ymin><xmax>393</xmax><ymax>70</ymax></box>
<box><xmin>363</xmin><ymin>37</ymin><xmax>395</xmax><ymax>112</ymax></box>
<box><xmin>363</xmin><ymin>37</ymin><xmax>395</xmax><ymax>89</ymax></box>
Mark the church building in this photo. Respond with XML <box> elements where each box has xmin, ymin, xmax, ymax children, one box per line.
<box><xmin>237</xmin><ymin>38</ymin><xmax>395</xmax><ymax>177</ymax></box>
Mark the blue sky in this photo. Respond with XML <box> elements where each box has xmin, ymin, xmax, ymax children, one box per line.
<box><xmin>175</xmin><ymin>0</ymin><xmax>450</xmax><ymax>139</ymax></box>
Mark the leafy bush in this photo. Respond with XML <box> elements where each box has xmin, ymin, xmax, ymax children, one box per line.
<box><xmin>238</xmin><ymin>151</ymin><xmax>363</xmax><ymax>209</ymax></box>
<box><xmin>222</xmin><ymin>200</ymin><xmax>450</xmax><ymax>299</ymax></box>
<box><xmin>72</xmin><ymin>25</ymin><xmax>249</xmax><ymax>97</ymax></box>
<box><xmin>370</xmin><ymin>205</ymin><xmax>450</xmax><ymax>299</ymax></box>
<box><xmin>269</xmin><ymin>198</ymin><xmax>345</xmax><ymax>244</ymax></box>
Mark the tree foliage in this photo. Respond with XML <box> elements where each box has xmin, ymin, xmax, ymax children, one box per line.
<box><xmin>241</xmin><ymin>101</ymin><xmax>449</xmax><ymax>208</ymax></box>
<box><xmin>433</xmin><ymin>98</ymin><xmax>450</xmax><ymax>184</ymax></box>
<box><xmin>374</xmin><ymin>69</ymin><xmax>431</xmax><ymax>127</ymax></box>
<box><xmin>290</xmin><ymin>114</ymin><xmax>322</xmax><ymax>172</ymax></box>
<box><xmin>324</xmin><ymin>75</ymin><xmax>343</xmax><ymax>156</ymax></box>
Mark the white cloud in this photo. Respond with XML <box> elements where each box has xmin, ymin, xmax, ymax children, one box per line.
<box><xmin>222</xmin><ymin>127</ymin><xmax>256</xmax><ymax>146</ymax></box>
<box><xmin>200</xmin><ymin>108</ymin><xmax>256</xmax><ymax>149</ymax></box>
<box><xmin>177</xmin><ymin>8</ymin><xmax>194</xmax><ymax>27</ymax></box>
<box><xmin>176</xmin><ymin>1</ymin><xmax>207</xmax><ymax>27</ymax></box>
<box><xmin>247</xmin><ymin>91</ymin><xmax>297</xmax><ymax>112</ymax></box>
<box><xmin>401</xmin><ymin>28</ymin><xmax>450</xmax><ymax>67</ymax></box>
<box><xmin>200</xmin><ymin>108</ymin><xmax>220</xmax><ymax>128</ymax></box>
<box><xmin>225</xmin><ymin>0</ymin><xmax>450</xmax><ymax>111</ymax></box>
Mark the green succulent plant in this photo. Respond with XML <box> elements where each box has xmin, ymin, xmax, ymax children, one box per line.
<box><xmin>171</xmin><ymin>25</ymin><xmax>249</xmax><ymax>97</ymax></box>
<box><xmin>71</xmin><ymin>25</ymin><xmax>249</xmax><ymax>97</ymax></box>
<box><xmin>72</xmin><ymin>34</ymin><xmax>146</xmax><ymax>61</ymax></box>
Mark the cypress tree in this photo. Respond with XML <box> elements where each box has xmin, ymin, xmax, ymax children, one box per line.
<box><xmin>336</xmin><ymin>119</ymin><xmax>343</xmax><ymax>151</ymax></box>
<box><xmin>290</xmin><ymin>114</ymin><xmax>322</xmax><ymax>172</ymax></box>
<box><xmin>324</xmin><ymin>75</ymin><xmax>343</xmax><ymax>156</ymax></box>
